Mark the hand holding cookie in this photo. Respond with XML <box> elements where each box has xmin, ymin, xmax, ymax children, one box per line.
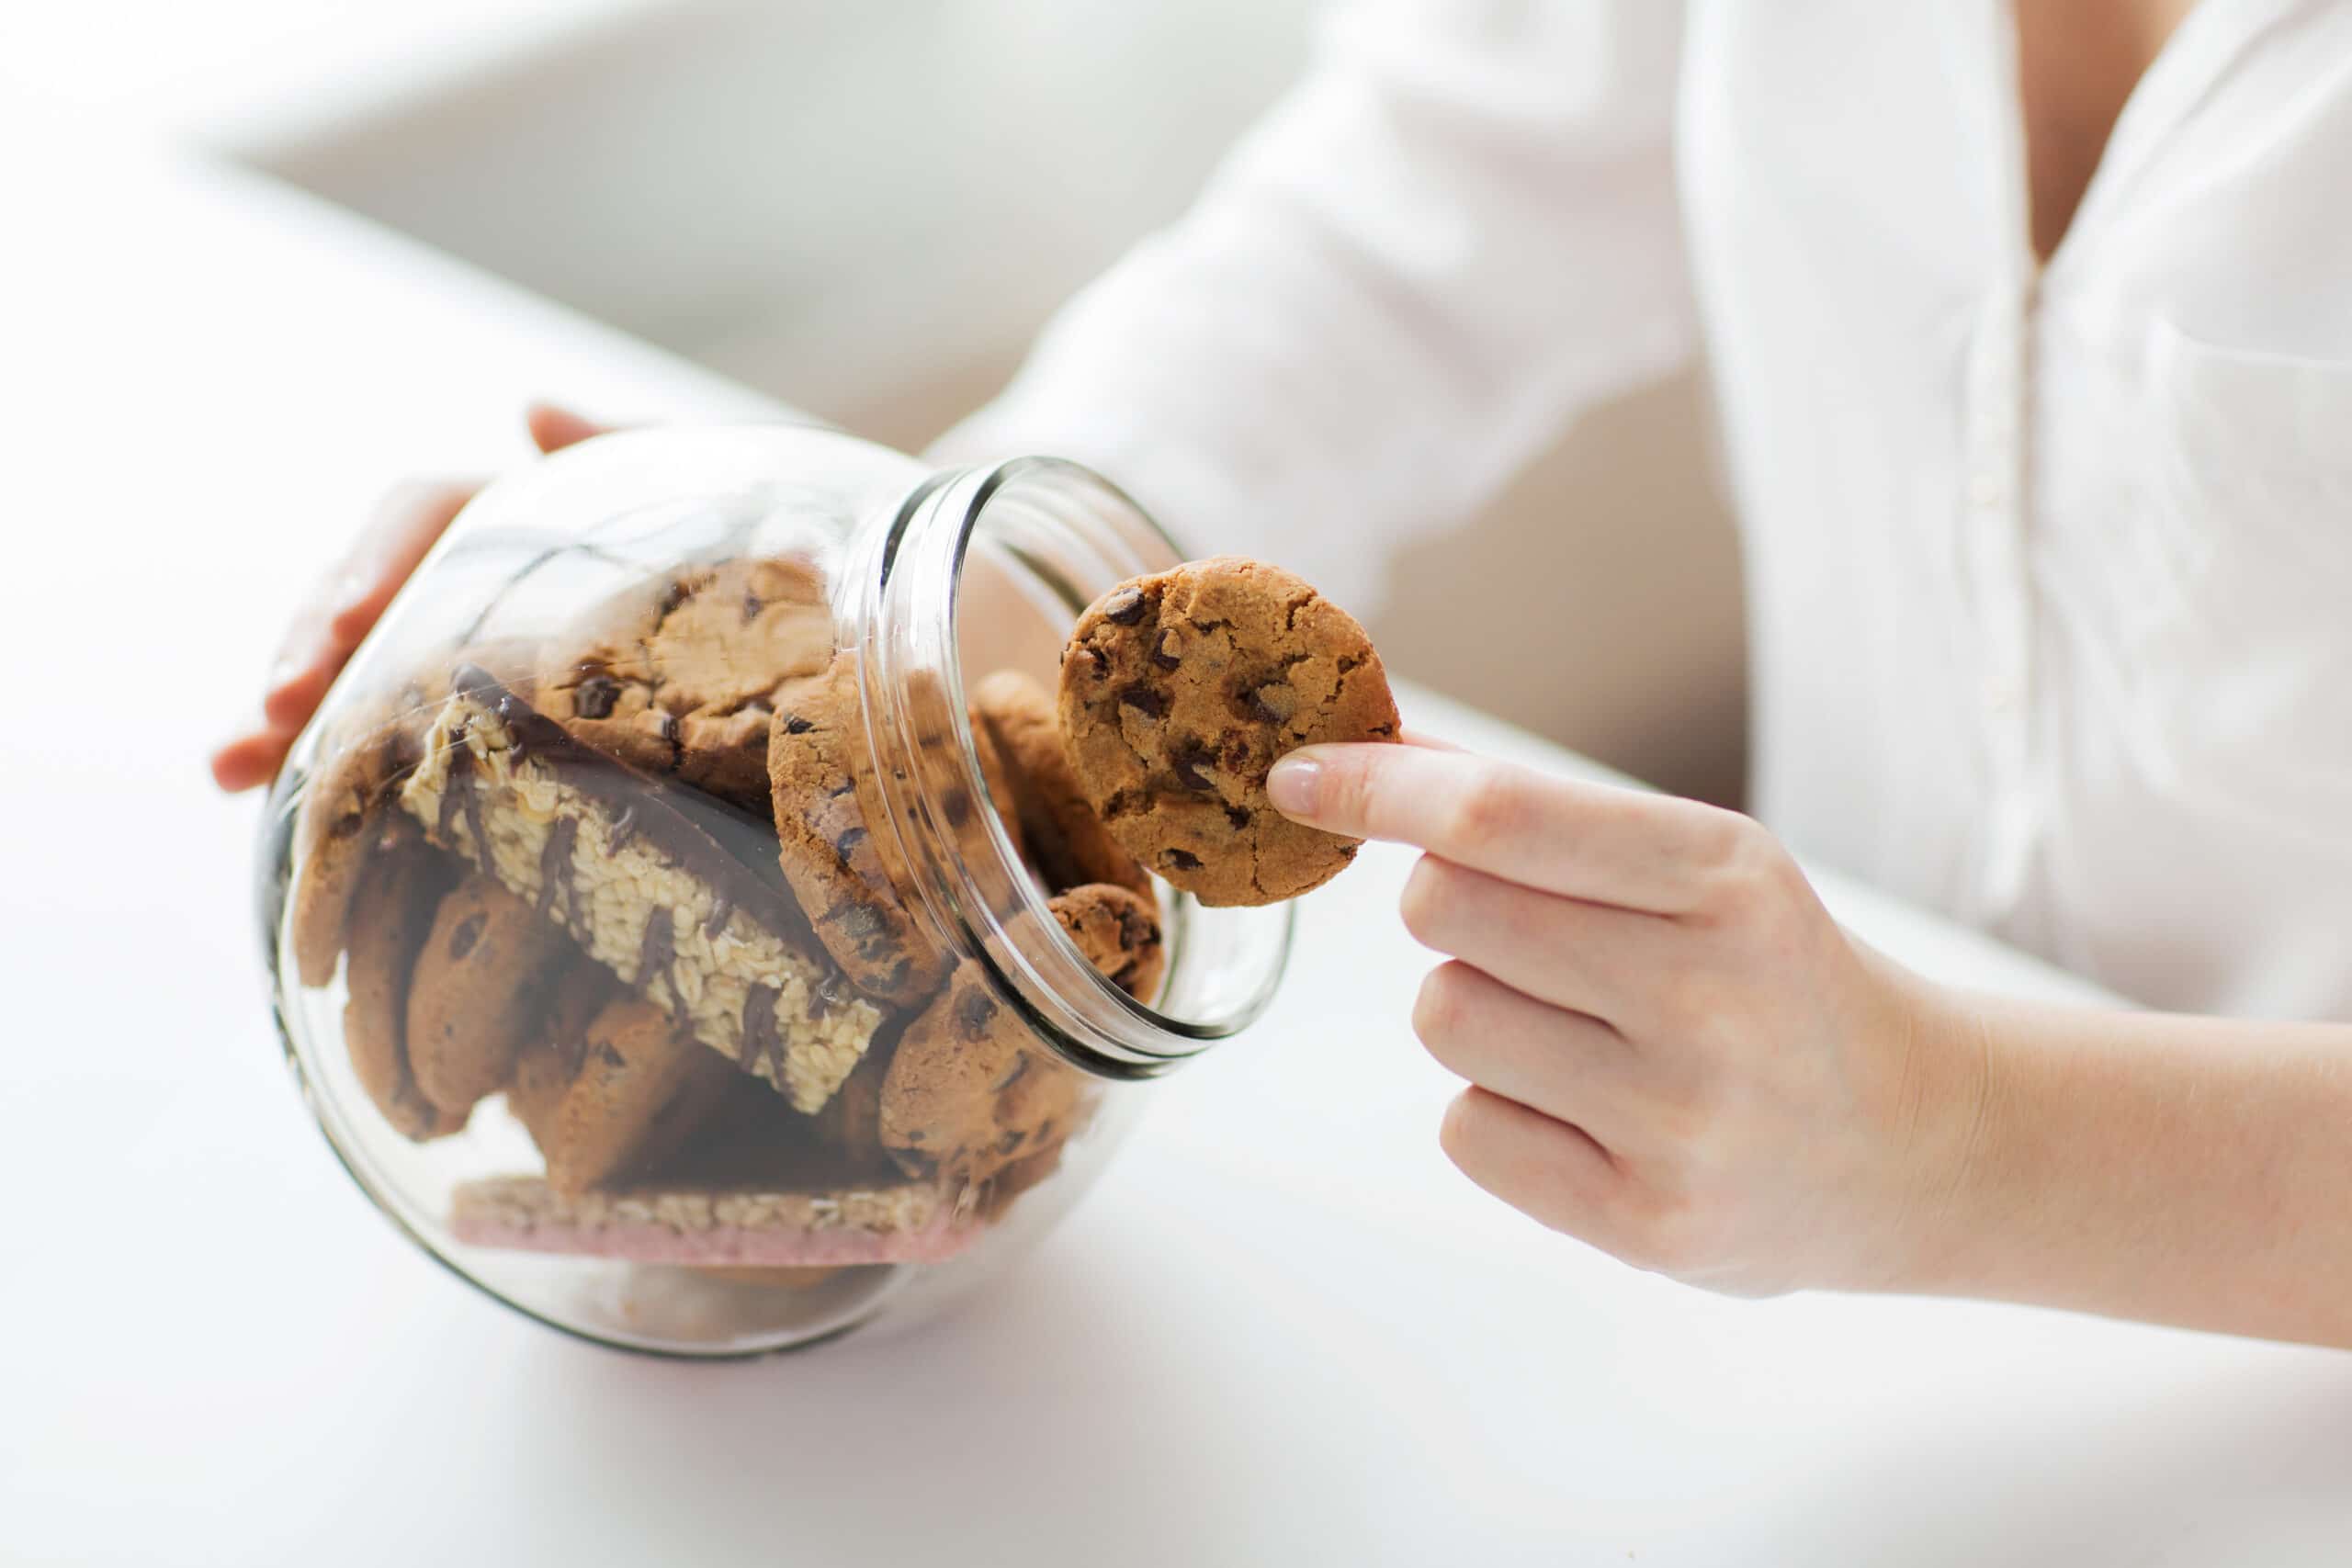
<box><xmin>1263</xmin><ymin>741</ymin><xmax>1973</xmax><ymax>1297</ymax></box>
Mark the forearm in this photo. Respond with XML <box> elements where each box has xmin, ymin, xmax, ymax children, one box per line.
<box><xmin>1916</xmin><ymin>984</ymin><xmax>2352</xmax><ymax>1346</ymax></box>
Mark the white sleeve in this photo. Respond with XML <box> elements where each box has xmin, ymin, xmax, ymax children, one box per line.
<box><xmin>930</xmin><ymin>0</ymin><xmax>1695</xmax><ymax>613</ymax></box>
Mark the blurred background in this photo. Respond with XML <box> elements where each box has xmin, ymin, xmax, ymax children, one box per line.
<box><xmin>7</xmin><ymin>0</ymin><xmax>1746</xmax><ymax>804</ymax></box>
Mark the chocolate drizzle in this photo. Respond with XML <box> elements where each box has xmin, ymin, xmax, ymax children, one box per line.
<box><xmin>740</xmin><ymin>983</ymin><xmax>781</xmax><ymax>1071</ymax></box>
<box><xmin>447</xmin><ymin>665</ymin><xmax>823</xmax><ymax>957</ymax></box>
<box><xmin>636</xmin><ymin>906</ymin><xmax>677</xmax><ymax>998</ymax></box>
<box><xmin>535</xmin><ymin>816</ymin><xmax>580</xmax><ymax>919</ymax></box>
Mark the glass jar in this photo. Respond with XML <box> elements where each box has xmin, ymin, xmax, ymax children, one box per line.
<box><xmin>256</xmin><ymin>424</ymin><xmax>1292</xmax><ymax>1357</ymax></box>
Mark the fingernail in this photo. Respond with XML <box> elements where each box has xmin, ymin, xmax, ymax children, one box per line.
<box><xmin>1266</xmin><ymin>755</ymin><xmax>1322</xmax><ymax>818</ymax></box>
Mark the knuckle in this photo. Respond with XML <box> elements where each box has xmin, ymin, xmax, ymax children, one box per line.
<box><xmin>1442</xmin><ymin>765</ymin><xmax>1529</xmax><ymax>854</ymax></box>
<box><xmin>1625</xmin><ymin>1192</ymin><xmax>1717</xmax><ymax>1278</ymax></box>
<box><xmin>1699</xmin><ymin>814</ymin><xmax>1792</xmax><ymax>910</ymax></box>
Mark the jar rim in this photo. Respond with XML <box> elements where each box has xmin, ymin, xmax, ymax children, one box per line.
<box><xmin>851</xmin><ymin>457</ymin><xmax>1295</xmax><ymax>1080</ymax></box>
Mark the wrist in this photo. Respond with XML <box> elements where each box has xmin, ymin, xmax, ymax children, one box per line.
<box><xmin>1856</xmin><ymin>949</ymin><xmax>2013</xmax><ymax>1296</ymax></box>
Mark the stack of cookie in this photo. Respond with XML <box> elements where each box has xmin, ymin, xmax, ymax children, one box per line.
<box><xmin>287</xmin><ymin>552</ymin><xmax>1394</xmax><ymax>1276</ymax></box>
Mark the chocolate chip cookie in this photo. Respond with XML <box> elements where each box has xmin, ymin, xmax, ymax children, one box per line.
<box><xmin>1058</xmin><ymin>558</ymin><xmax>1398</xmax><ymax>905</ymax></box>
<box><xmin>403</xmin><ymin>873</ymin><xmax>575</xmax><ymax>1120</ymax></box>
<box><xmin>878</xmin><ymin>885</ymin><xmax>1160</xmax><ymax>1184</ymax></box>
<box><xmin>537</xmin><ymin>556</ymin><xmax>837</xmax><ymax>815</ymax></box>
<box><xmin>533</xmin><ymin>998</ymin><xmax>739</xmax><ymax>1198</ymax></box>
<box><xmin>970</xmin><ymin>669</ymin><xmax>1150</xmax><ymax>900</ymax></box>
<box><xmin>764</xmin><ymin>654</ymin><xmax>954</xmax><ymax>1007</ymax></box>
<box><xmin>1050</xmin><ymin>881</ymin><xmax>1166</xmax><ymax>1003</ymax></box>
<box><xmin>341</xmin><ymin>828</ymin><xmax>465</xmax><ymax>1142</ymax></box>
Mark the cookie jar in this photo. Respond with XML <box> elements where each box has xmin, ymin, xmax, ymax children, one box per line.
<box><xmin>256</xmin><ymin>423</ymin><xmax>1293</xmax><ymax>1357</ymax></box>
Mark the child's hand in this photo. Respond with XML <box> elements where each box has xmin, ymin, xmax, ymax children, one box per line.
<box><xmin>1268</xmin><ymin>742</ymin><xmax>1990</xmax><ymax>1296</ymax></box>
<box><xmin>209</xmin><ymin>405</ymin><xmax>603</xmax><ymax>792</ymax></box>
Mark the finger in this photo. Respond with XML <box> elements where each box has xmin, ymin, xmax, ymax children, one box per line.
<box><xmin>1439</xmin><ymin>1087</ymin><xmax>1629</xmax><ymax>1244</ymax></box>
<box><xmin>1398</xmin><ymin>854</ymin><xmax>1679</xmax><ymax>1021</ymax></box>
<box><xmin>1266</xmin><ymin>743</ymin><xmax>1744</xmax><ymax>912</ymax></box>
<box><xmin>259</xmin><ymin>607</ymin><xmax>344</xmax><ymax>731</ymax></box>
<box><xmin>526</xmin><ymin>403</ymin><xmax>605</xmax><ymax>454</ymax></box>
<box><xmin>209</xmin><ymin>731</ymin><xmax>289</xmax><ymax>793</ymax></box>
<box><xmin>322</xmin><ymin>479</ymin><xmax>478</xmax><ymax>644</ymax></box>
<box><xmin>1396</xmin><ymin>728</ymin><xmax>1463</xmax><ymax>752</ymax></box>
<box><xmin>1413</xmin><ymin>960</ymin><xmax>1642</xmax><ymax>1140</ymax></box>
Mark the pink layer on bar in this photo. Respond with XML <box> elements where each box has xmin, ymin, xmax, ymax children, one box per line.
<box><xmin>450</xmin><ymin>1213</ymin><xmax>978</xmax><ymax>1267</ymax></box>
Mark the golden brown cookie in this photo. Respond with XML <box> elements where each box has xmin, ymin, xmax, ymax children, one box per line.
<box><xmin>341</xmin><ymin>829</ymin><xmax>465</xmax><ymax>1141</ymax></box>
<box><xmin>505</xmin><ymin>966</ymin><xmax>626</xmax><ymax>1151</ymax></box>
<box><xmin>970</xmin><ymin>669</ymin><xmax>1150</xmax><ymax>899</ymax></box>
<box><xmin>1058</xmin><ymin>558</ymin><xmax>1398</xmax><ymax>906</ymax></box>
<box><xmin>537</xmin><ymin>998</ymin><xmax>739</xmax><ymax>1198</ymax></box>
<box><xmin>402</xmin><ymin>874</ymin><xmax>574</xmax><ymax>1120</ymax></box>
<box><xmin>1050</xmin><ymin>881</ymin><xmax>1166</xmax><ymax>1004</ymax></box>
<box><xmin>537</xmin><ymin>557</ymin><xmax>837</xmax><ymax>815</ymax></box>
<box><xmin>877</xmin><ymin>886</ymin><xmax>1157</xmax><ymax>1184</ymax></box>
<box><xmin>765</xmin><ymin>655</ymin><xmax>953</xmax><ymax>1006</ymax></box>
<box><xmin>288</xmin><ymin>704</ymin><xmax>424</xmax><ymax>987</ymax></box>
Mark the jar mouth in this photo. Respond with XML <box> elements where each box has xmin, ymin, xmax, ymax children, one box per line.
<box><xmin>852</xmin><ymin>457</ymin><xmax>1295</xmax><ymax>1080</ymax></box>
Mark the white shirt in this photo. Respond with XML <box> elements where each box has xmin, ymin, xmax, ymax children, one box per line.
<box><xmin>935</xmin><ymin>0</ymin><xmax>2352</xmax><ymax>1024</ymax></box>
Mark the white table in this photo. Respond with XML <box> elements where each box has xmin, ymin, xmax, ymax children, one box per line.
<box><xmin>5</xmin><ymin>116</ymin><xmax>2347</xmax><ymax>1568</ymax></box>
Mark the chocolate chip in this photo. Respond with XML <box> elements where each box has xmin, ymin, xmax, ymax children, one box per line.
<box><xmin>1152</xmin><ymin>630</ymin><xmax>1182</xmax><ymax>670</ymax></box>
<box><xmin>1101</xmin><ymin>587</ymin><xmax>1146</xmax><ymax>625</ymax></box>
<box><xmin>998</xmin><ymin>1131</ymin><xmax>1025</xmax><ymax>1155</ymax></box>
<box><xmin>943</xmin><ymin>789</ymin><xmax>972</xmax><ymax>829</ymax></box>
<box><xmin>992</xmin><ymin>1054</ymin><xmax>1031</xmax><ymax>1092</ymax></box>
<box><xmin>1164</xmin><ymin>849</ymin><xmax>1202</xmax><ymax>872</ymax></box>
<box><xmin>1082</xmin><ymin>647</ymin><xmax>1110</xmax><ymax>681</ymax></box>
<box><xmin>327</xmin><ymin>807</ymin><xmax>366</xmax><ymax>841</ymax></box>
<box><xmin>447</xmin><ymin>914</ymin><xmax>486</xmax><ymax>961</ymax></box>
<box><xmin>1225</xmin><ymin>805</ymin><xmax>1251</xmax><ymax>829</ymax></box>
<box><xmin>1245</xmin><ymin>685</ymin><xmax>1288</xmax><ymax>724</ymax></box>
<box><xmin>833</xmin><ymin>904</ymin><xmax>888</xmax><ymax>942</ymax></box>
<box><xmin>779</xmin><ymin>713</ymin><xmax>816</xmax><ymax>735</ymax></box>
<box><xmin>652</xmin><ymin>711</ymin><xmax>680</xmax><ymax>745</ymax></box>
<box><xmin>1171</xmin><ymin>740</ymin><xmax>1217</xmax><ymax>792</ymax></box>
<box><xmin>956</xmin><ymin>987</ymin><xmax>1000</xmax><ymax>1036</ymax></box>
<box><xmin>1119</xmin><ymin>683</ymin><xmax>1168</xmax><ymax>718</ymax></box>
<box><xmin>574</xmin><ymin>676</ymin><xmax>620</xmax><ymax>720</ymax></box>
<box><xmin>593</xmin><ymin>1041</ymin><xmax>628</xmax><ymax>1069</ymax></box>
<box><xmin>834</xmin><ymin>826</ymin><xmax>868</xmax><ymax>862</ymax></box>
<box><xmin>657</xmin><ymin>581</ymin><xmax>690</xmax><ymax>616</ymax></box>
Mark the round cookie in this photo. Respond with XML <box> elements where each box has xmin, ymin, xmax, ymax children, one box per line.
<box><xmin>1057</xmin><ymin>558</ymin><xmax>1398</xmax><ymax>906</ymax></box>
<box><xmin>538</xmin><ymin>998</ymin><xmax>739</xmax><ymax>1198</ymax></box>
<box><xmin>1050</xmin><ymin>882</ymin><xmax>1166</xmax><ymax>1004</ymax></box>
<box><xmin>537</xmin><ymin>556</ymin><xmax>837</xmax><ymax>814</ymax></box>
<box><xmin>404</xmin><ymin>874</ymin><xmax>574</xmax><ymax>1120</ymax></box>
<box><xmin>341</xmin><ymin>830</ymin><xmax>465</xmax><ymax>1142</ymax></box>
<box><xmin>505</xmin><ymin>965</ymin><xmax>626</xmax><ymax>1151</ymax></box>
<box><xmin>288</xmin><ymin>695</ymin><xmax>429</xmax><ymax>987</ymax></box>
<box><xmin>877</xmin><ymin>886</ymin><xmax>1158</xmax><ymax>1184</ymax></box>
<box><xmin>970</xmin><ymin>669</ymin><xmax>1150</xmax><ymax>900</ymax></box>
<box><xmin>765</xmin><ymin>655</ymin><xmax>952</xmax><ymax>1006</ymax></box>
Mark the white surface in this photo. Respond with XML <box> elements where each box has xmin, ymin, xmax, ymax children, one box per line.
<box><xmin>0</xmin><ymin>0</ymin><xmax>672</xmax><ymax>153</ymax></box>
<box><xmin>4</xmin><ymin>118</ymin><xmax>2348</xmax><ymax>1568</ymax></box>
